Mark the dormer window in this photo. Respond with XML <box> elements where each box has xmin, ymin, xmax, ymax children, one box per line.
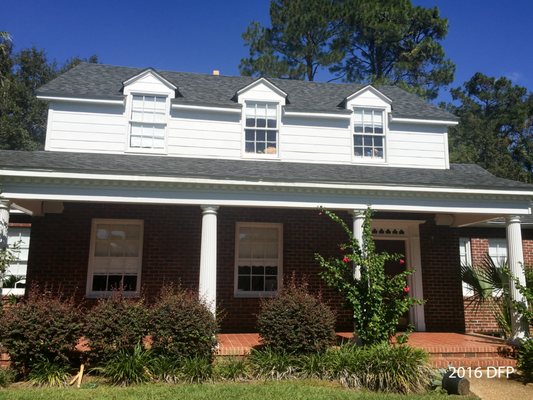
<box><xmin>353</xmin><ymin>108</ymin><xmax>385</xmax><ymax>160</ymax></box>
<box><xmin>244</xmin><ymin>102</ymin><xmax>278</xmax><ymax>156</ymax></box>
<box><xmin>129</xmin><ymin>94</ymin><xmax>167</xmax><ymax>150</ymax></box>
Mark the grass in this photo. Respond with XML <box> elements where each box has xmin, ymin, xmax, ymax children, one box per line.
<box><xmin>1</xmin><ymin>380</ymin><xmax>476</xmax><ymax>400</ymax></box>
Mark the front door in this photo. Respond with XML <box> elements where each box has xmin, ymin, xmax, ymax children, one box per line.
<box><xmin>375</xmin><ymin>239</ymin><xmax>409</xmax><ymax>330</ymax></box>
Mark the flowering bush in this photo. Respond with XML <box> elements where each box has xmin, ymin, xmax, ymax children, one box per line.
<box><xmin>315</xmin><ymin>208</ymin><xmax>423</xmax><ymax>346</ymax></box>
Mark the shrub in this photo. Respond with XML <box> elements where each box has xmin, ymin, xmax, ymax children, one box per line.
<box><xmin>249</xmin><ymin>348</ymin><xmax>299</xmax><ymax>380</ymax></box>
<box><xmin>335</xmin><ymin>343</ymin><xmax>432</xmax><ymax>394</ymax></box>
<box><xmin>180</xmin><ymin>357</ymin><xmax>213</xmax><ymax>383</ymax></box>
<box><xmin>28</xmin><ymin>359</ymin><xmax>71</xmax><ymax>387</ymax></box>
<box><xmin>84</xmin><ymin>294</ymin><xmax>149</xmax><ymax>365</ymax></box>
<box><xmin>214</xmin><ymin>357</ymin><xmax>248</xmax><ymax>381</ymax></box>
<box><xmin>98</xmin><ymin>344</ymin><xmax>153</xmax><ymax>386</ymax></box>
<box><xmin>0</xmin><ymin>367</ymin><xmax>15</xmax><ymax>387</ymax></box>
<box><xmin>517</xmin><ymin>339</ymin><xmax>533</xmax><ymax>381</ymax></box>
<box><xmin>151</xmin><ymin>356</ymin><xmax>182</xmax><ymax>383</ymax></box>
<box><xmin>0</xmin><ymin>288</ymin><xmax>82</xmax><ymax>376</ymax></box>
<box><xmin>150</xmin><ymin>285</ymin><xmax>218</xmax><ymax>360</ymax></box>
<box><xmin>257</xmin><ymin>280</ymin><xmax>335</xmax><ymax>354</ymax></box>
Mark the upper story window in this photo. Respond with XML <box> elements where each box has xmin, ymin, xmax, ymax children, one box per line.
<box><xmin>353</xmin><ymin>108</ymin><xmax>385</xmax><ymax>160</ymax></box>
<box><xmin>244</xmin><ymin>102</ymin><xmax>278</xmax><ymax>156</ymax></box>
<box><xmin>129</xmin><ymin>94</ymin><xmax>167</xmax><ymax>150</ymax></box>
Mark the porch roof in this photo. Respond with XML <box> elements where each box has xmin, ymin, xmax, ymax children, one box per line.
<box><xmin>0</xmin><ymin>150</ymin><xmax>532</xmax><ymax>193</ymax></box>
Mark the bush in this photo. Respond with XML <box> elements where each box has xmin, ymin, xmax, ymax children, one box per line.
<box><xmin>214</xmin><ymin>357</ymin><xmax>248</xmax><ymax>381</ymax></box>
<box><xmin>99</xmin><ymin>344</ymin><xmax>153</xmax><ymax>386</ymax></box>
<box><xmin>150</xmin><ymin>285</ymin><xmax>218</xmax><ymax>360</ymax></box>
<box><xmin>0</xmin><ymin>289</ymin><xmax>82</xmax><ymax>376</ymax></box>
<box><xmin>84</xmin><ymin>294</ymin><xmax>150</xmax><ymax>365</ymax></box>
<box><xmin>257</xmin><ymin>281</ymin><xmax>335</xmax><ymax>354</ymax></box>
<box><xmin>249</xmin><ymin>348</ymin><xmax>299</xmax><ymax>380</ymax></box>
<box><xmin>28</xmin><ymin>359</ymin><xmax>71</xmax><ymax>387</ymax></box>
<box><xmin>0</xmin><ymin>367</ymin><xmax>15</xmax><ymax>387</ymax></box>
<box><xmin>517</xmin><ymin>339</ymin><xmax>533</xmax><ymax>381</ymax></box>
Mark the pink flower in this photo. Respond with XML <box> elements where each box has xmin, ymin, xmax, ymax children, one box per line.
<box><xmin>403</xmin><ymin>286</ymin><xmax>410</xmax><ymax>293</ymax></box>
<box><xmin>399</xmin><ymin>259</ymin><xmax>405</xmax><ymax>265</ymax></box>
<box><xmin>342</xmin><ymin>256</ymin><xmax>350</xmax><ymax>264</ymax></box>
<box><xmin>318</xmin><ymin>212</ymin><xmax>323</xmax><ymax>216</ymax></box>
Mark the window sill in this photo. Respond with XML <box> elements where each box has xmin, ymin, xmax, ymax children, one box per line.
<box><xmin>352</xmin><ymin>158</ymin><xmax>387</xmax><ymax>165</ymax></box>
<box><xmin>234</xmin><ymin>291</ymin><xmax>278</xmax><ymax>299</ymax></box>
<box><xmin>125</xmin><ymin>149</ymin><xmax>168</xmax><ymax>156</ymax></box>
<box><xmin>85</xmin><ymin>291</ymin><xmax>141</xmax><ymax>299</ymax></box>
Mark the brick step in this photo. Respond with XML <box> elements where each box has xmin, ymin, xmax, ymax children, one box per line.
<box><xmin>430</xmin><ymin>357</ymin><xmax>517</xmax><ymax>368</ymax></box>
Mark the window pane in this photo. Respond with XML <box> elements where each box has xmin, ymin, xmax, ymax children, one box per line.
<box><xmin>267</xmin><ymin>131</ymin><xmax>276</xmax><ymax>142</ymax></box>
<box><xmin>95</xmin><ymin>241</ymin><xmax>109</xmax><ymax>257</ymax></box>
<box><xmin>238</xmin><ymin>266</ymin><xmax>251</xmax><ymax>275</ymax></box>
<box><xmin>257</xmin><ymin>118</ymin><xmax>266</xmax><ymax>128</ymax></box>
<box><xmin>252</xmin><ymin>266</ymin><xmax>264</xmax><ymax>275</ymax></box>
<box><xmin>246</xmin><ymin>118</ymin><xmax>255</xmax><ymax>127</ymax></box>
<box><xmin>92</xmin><ymin>275</ymin><xmax>107</xmax><ymax>291</ymax></box>
<box><xmin>238</xmin><ymin>276</ymin><xmax>251</xmax><ymax>291</ymax></box>
<box><xmin>267</xmin><ymin>119</ymin><xmax>277</xmax><ymax>128</ymax></box>
<box><xmin>354</xmin><ymin>136</ymin><xmax>363</xmax><ymax>146</ymax></box>
<box><xmin>256</xmin><ymin>130</ymin><xmax>265</xmax><ymax>141</ymax></box>
<box><xmin>265</xmin><ymin>276</ymin><xmax>277</xmax><ymax>291</ymax></box>
<box><xmin>354</xmin><ymin>126</ymin><xmax>364</xmax><ymax>133</ymax></box>
<box><xmin>252</xmin><ymin>276</ymin><xmax>264</xmax><ymax>291</ymax></box>
<box><xmin>265</xmin><ymin>266</ymin><xmax>277</xmax><ymax>275</ymax></box>
<box><xmin>123</xmin><ymin>275</ymin><xmax>137</xmax><ymax>291</ymax></box>
<box><xmin>354</xmin><ymin>146</ymin><xmax>363</xmax><ymax>157</ymax></box>
<box><xmin>363</xmin><ymin>136</ymin><xmax>372</xmax><ymax>146</ymax></box>
<box><xmin>108</xmin><ymin>275</ymin><xmax>122</xmax><ymax>290</ymax></box>
<box><xmin>245</xmin><ymin>142</ymin><xmax>255</xmax><ymax>153</ymax></box>
<box><xmin>256</xmin><ymin>142</ymin><xmax>265</xmax><ymax>153</ymax></box>
<box><xmin>245</xmin><ymin>130</ymin><xmax>255</xmax><ymax>141</ymax></box>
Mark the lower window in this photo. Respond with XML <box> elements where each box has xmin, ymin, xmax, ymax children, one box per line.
<box><xmin>235</xmin><ymin>222</ymin><xmax>282</xmax><ymax>297</ymax></box>
<box><xmin>86</xmin><ymin>219</ymin><xmax>144</xmax><ymax>297</ymax></box>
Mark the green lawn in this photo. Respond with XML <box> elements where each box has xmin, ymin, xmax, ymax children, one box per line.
<box><xmin>1</xmin><ymin>380</ymin><xmax>476</xmax><ymax>400</ymax></box>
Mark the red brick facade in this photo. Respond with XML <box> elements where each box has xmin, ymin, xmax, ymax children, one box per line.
<box><xmin>25</xmin><ymin>202</ymin><xmax>532</xmax><ymax>334</ymax></box>
<box><xmin>458</xmin><ymin>227</ymin><xmax>533</xmax><ymax>334</ymax></box>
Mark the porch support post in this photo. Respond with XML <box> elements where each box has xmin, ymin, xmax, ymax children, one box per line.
<box><xmin>0</xmin><ymin>198</ymin><xmax>10</xmax><ymax>251</ymax></box>
<box><xmin>199</xmin><ymin>205</ymin><xmax>219</xmax><ymax>315</ymax></box>
<box><xmin>350</xmin><ymin>209</ymin><xmax>365</xmax><ymax>280</ymax></box>
<box><xmin>506</xmin><ymin>216</ymin><xmax>528</xmax><ymax>339</ymax></box>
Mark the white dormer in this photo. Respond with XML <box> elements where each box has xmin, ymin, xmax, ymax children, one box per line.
<box><xmin>345</xmin><ymin>85</ymin><xmax>392</xmax><ymax>164</ymax></box>
<box><xmin>122</xmin><ymin>69</ymin><xmax>176</xmax><ymax>154</ymax></box>
<box><xmin>236</xmin><ymin>78</ymin><xmax>287</xmax><ymax>158</ymax></box>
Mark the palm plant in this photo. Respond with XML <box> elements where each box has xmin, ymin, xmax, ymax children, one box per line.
<box><xmin>461</xmin><ymin>254</ymin><xmax>512</xmax><ymax>338</ymax></box>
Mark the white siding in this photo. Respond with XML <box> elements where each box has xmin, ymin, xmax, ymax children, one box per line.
<box><xmin>43</xmin><ymin>87</ymin><xmax>449</xmax><ymax>169</ymax></box>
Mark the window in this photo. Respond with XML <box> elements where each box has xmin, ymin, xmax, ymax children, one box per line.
<box><xmin>353</xmin><ymin>108</ymin><xmax>385</xmax><ymax>160</ymax></box>
<box><xmin>459</xmin><ymin>237</ymin><xmax>472</xmax><ymax>296</ymax></box>
<box><xmin>2</xmin><ymin>227</ymin><xmax>31</xmax><ymax>296</ymax></box>
<box><xmin>235</xmin><ymin>222</ymin><xmax>282</xmax><ymax>297</ymax></box>
<box><xmin>244</xmin><ymin>102</ymin><xmax>278</xmax><ymax>155</ymax></box>
<box><xmin>488</xmin><ymin>239</ymin><xmax>507</xmax><ymax>267</ymax></box>
<box><xmin>87</xmin><ymin>219</ymin><xmax>143</xmax><ymax>296</ymax></box>
<box><xmin>129</xmin><ymin>94</ymin><xmax>167</xmax><ymax>150</ymax></box>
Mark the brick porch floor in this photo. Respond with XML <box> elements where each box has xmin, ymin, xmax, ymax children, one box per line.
<box><xmin>217</xmin><ymin>332</ymin><xmax>516</xmax><ymax>368</ymax></box>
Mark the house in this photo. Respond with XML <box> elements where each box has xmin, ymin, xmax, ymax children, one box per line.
<box><xmin>0</xmin><ymin>63</ymin><xmax>531</xmax><ymax>335</ymax></box>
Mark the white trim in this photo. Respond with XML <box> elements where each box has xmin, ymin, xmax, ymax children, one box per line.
<box><xmin>234</xmin><ymin>222</ymin><xmax>283</xmax><ymax>298</ymax></box>
<box><xmin>345</xmin><ymin>85</ymin><xmax>393</xmax><ymax>104</ymax></box>
<box><xmin>122</xmin><ymin>69</ymin><xmax>177</xmax><ymax>91</ymax></box>
<box><xmin>389</xmin><ymin>116</ymin><xmax>459</xmax><ymax>126</ymax></box>
<box><xmin>283</xmin><ymin>109</ymin><xmax>352</xmax><ymax>119</ymax></box>
<box><xmin>241</xmin><ymin>101</ymin><xmax>281</xmax><ymax>158</ymax></box>
<box><xmin>86</xmin><ymin>218</ymin><xmax>144</xmax><ymax>298</ymax></box>
<box><xmin>236</xmin><ymin>77</ymin><xmax>287</xmax><ymax>99</ymax></box>
<box><xmin>2</xmin><ymin>169</ymin><xmax>533</xmax><ymax>197</ymax></box>
<box><xmin>171</xmin><ymin>103</ymin><xmax>242</xmax><ymax>114</ymax></box>
<box><xmin>36</xmin><ymin>95</ymin><xmax>125</xmax><ymax>105</ymax></box>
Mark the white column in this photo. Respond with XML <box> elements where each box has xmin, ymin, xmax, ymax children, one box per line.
<box><xmin>199</xmin><ymin>205</ymin><xmax>219</xmax><ymax>315</ymax></box>
<box><xmin>506</xmin><ymin>216</ymin><xmax>528</xmax><ymax>339</ymax></box>
<box><xmin>0</xmin><ymin>198</ymin><xmax>10</xmax><ymax>251</ymax></box>
<box><xmin>350</xmin><ymin>210</ymin><xmax>365</xmax><ymax>280</ymax></box>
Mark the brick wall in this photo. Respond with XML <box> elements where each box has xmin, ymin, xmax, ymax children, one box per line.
<box><xmin>25</xmin><ymin>203</ymin><xmax>474</xmax><ymax>333</ymax></box>
<box><xmin>458</xmin><ymin>227</ymin><xmax>533</xmax><ymax>334</ymax></box>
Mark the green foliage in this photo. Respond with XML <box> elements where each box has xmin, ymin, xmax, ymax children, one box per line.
<box><xmin>249</xmin><ymin>348</ymin><xmax>299</xmax><ymax>380</ymax></box>
<box><xmin>315</xmin><ymin>208</ymin><xmax>423</xmax><ymax>346</ymax></box>
<box><xmin>257</xmin><ymin>279</ymin><xmax>336</xmax><ymax>354</ymax></box>
<box><xmin>517</xmin><ymin>339</ymin><xmax>533</xmax><ymax>381</ymax></box>
<box><xmin>151</xmin><ymin>356</ymin><xmax>182</xmax><ymax>383</ymax></box>
<box><xmin>28</xmin><ymin>359</ymin><xmax>71</xmax><ymax>387</ymax></box>
<box><xmin>149</xmin><ymin>285</ymin><xmax>218</xmax><ymax>360</ymax></box>
<box><xmin>0</xmin><ymin>367</ymin><xmax>15</xmax><ymax>387</ymax></box>
<box><xmin>332</xmin><ymin>0</ymin><xmax>454</xmax><ymax>99</ymax></box>
<box><xmin>98</xmin><ymin>344</ymin><xmax>153</xmax><ymax>386</ymax></box>
<box><xmin>240</xmin><ymin>0</ymin><xmax>341</xmax><ymax>80</ymax></box>
<box><xmin>0</xmin><ymin>288</ymin><xmax>82</xmax><ymax>376</ymax></box>
<box><xmin>214</xmin><ymin>357</ymin><xmax>249</xmax><ymax>382</ymax></box>
<box><xmin>84</xmin><ymin>294</ymin><xmax>150</xmax><ymax>365</ymax></box>
<box><xmin>179</xmin><ymin>357</ymin><xmax>213</xmax><ymax>384</ymax></box>
<box><xmin>0</xmin><ymin>240</ymin><xmax>20</xmax><ymax>281</ymax></box>
<box><xmin>448</xmin><ymin>72</ymin><xmax>533</xmax><ymax>183</ymax></box>
<box><xmin>510</xmin><ymin>266</ymin><xmax>533</xmax><ymax>328</ymax></box>
<box><xmin>0</xmin><ymin>32</ymin><xmax>98</xmax><ymax>151</ymax></box>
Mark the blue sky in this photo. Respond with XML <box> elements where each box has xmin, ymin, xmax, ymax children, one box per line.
<box><xmin>3</xmin><ymin>0</ymin><xmax>532</xmax><ymax>102</ymax></box>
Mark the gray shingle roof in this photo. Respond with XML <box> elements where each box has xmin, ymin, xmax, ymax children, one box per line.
<box><xmin>1</xmin><ymin>150</ymin><xmax>531</xmax><ymax>192</ymax></box>
<box><xmin>36</xmin><ymin>63</ymin><xmax>457</xmax><ymax>121</ymax></box>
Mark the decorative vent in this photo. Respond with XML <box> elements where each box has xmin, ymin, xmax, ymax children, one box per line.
<box><xmin>372</xmin><ymin>228</ymin><xmax>405</xmax><ymax>236</ymax></box>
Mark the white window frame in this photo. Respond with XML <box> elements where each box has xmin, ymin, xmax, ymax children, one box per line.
<box><xmin>459</xmin><ymin>237</ymin><xmax>473</xmax><ymax>296</ymax></box>
<box><xmin>126</xmin><ymin>93</ymin><xmax>169</xmax><ymax>154</ymax></box>
<box><xmin>488</xmin><ymin>238</ymin><xmax>507</xmax><ymax>267</ymax></box>
<box><xmin>242</xmin><ymin>101</ymin><xmax>281</xmax><ymax>158</ymax></box>
<box><xmin>2</xmin><ymin>226</ymin><xmax>31</xmax><ymax>297</ymax></box>
<box><xmin>351</xmin><ymin>107</ymin><xmax>387</xmax><ymax>163</ymax></box>
<box><xmin>234</xmin><ymin>222</ymin><xmax>283</xmax><ymax>298</ymax></box>
<box><xmin>86</xmin><ymin>218</ymin><xmax>144</xmax><ymax>298</ymax></box>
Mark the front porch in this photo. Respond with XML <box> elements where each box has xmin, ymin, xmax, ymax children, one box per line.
<box><xmin>217</xmin><ymin>332</ymin><xmax>517</xmax><ymax>368</ymax></box>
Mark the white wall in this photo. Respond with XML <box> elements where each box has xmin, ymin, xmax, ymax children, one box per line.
<box><xmin>43</xmin><ymin>81</ymin><xmax>449</xmax><ymax>169</ymax></box>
